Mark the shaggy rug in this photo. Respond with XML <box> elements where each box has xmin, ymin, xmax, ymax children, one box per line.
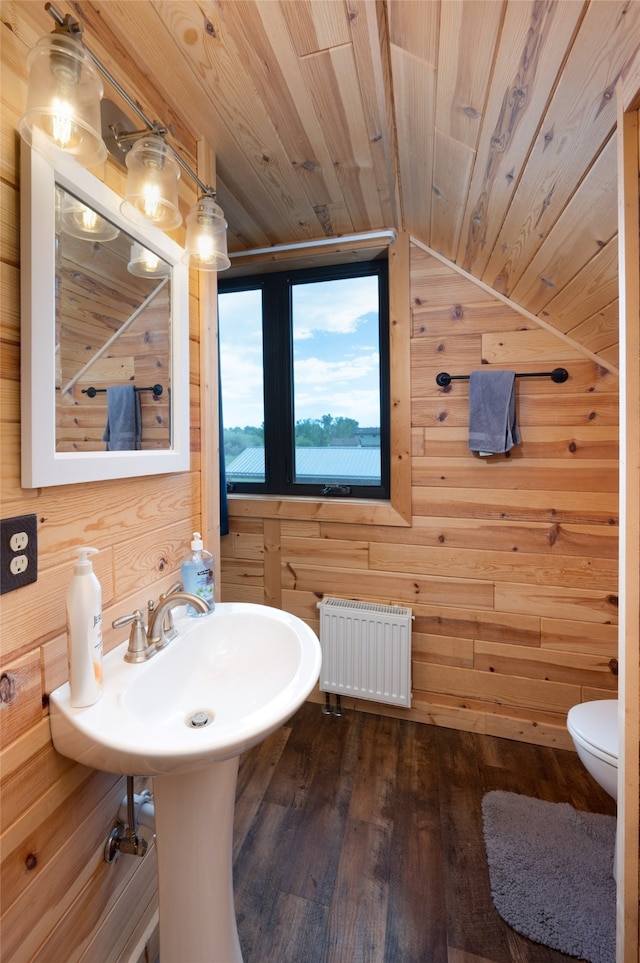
<box><xmin>481</xmin><ymin>791</ymin><xmax>616</xmax><ymax>963</ymax></box>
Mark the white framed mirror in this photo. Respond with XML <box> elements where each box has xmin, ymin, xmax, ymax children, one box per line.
<box><xmin>20</xmin><ymin>139</ymin><xmax>190</xmax><ymax>487</ymax></box>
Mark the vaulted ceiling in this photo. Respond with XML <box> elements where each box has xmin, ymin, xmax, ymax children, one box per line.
<box><xmin>14</xmin><ymin>1</ymin><xmax>640</xmax><ymax>372</ymax></box>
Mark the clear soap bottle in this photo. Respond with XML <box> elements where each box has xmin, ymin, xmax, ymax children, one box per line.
<box><xmin>181</xmin><ymin>532</ymin><xmax>215</xmax><ymax>616</ymax></box>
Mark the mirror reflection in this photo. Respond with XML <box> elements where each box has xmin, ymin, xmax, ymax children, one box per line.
<box><xmin>55</xmin><ymin>185</ymin><xmax>172</xmax><ymax>452</ymax></box>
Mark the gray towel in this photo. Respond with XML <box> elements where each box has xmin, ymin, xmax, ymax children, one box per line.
<box><xmin>468</xmin><ymin>370</ymin><xmax>521</xmax><ymax>456</ymax></box>
<box><xmin>102</xmin><ymin>385</ymin><xmax>141</xmax><ymax>450</ymax></box>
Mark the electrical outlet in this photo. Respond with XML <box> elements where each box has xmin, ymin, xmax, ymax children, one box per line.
<box><xmin>10</xmin><ymin>555</ymin><xmax>28</xmax><ymax>575</ymax></box>
<box><xmin>1</xmin><ymin>514</ymin><xmax>38</xmax><ymax>595</ymax></box>
<box><xmin>9</xmin><ymin>531</ymin><xmax>29</xmax><ymax>552</ymax></box>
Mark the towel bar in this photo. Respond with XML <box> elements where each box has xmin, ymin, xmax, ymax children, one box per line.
<box><xmin>435</xmin><ymin>368</ymin><xmax>568</xmax><ymax>387</ymax></box>
<box><xmin>81</xmin><ymin>384</ymin><xmax>164</xmax><ymax>398</ymax></box>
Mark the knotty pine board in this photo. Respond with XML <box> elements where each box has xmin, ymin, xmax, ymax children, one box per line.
<box><xmin>544</xmin><ymin>235</ymin><xmax>619</xmax><ymax>330</ymax></box>
<box><xmin>411</xmin><ymin>485</ymin><xmax>618</xmax><ymax>524</ymax></box>
<box><xmin>481</xmin><ymin>1</ymin><xmax>638</xmax><ymax>295</ymax></box>
<box><xmin>413</xmin><ymin>392</ymin><xmax>620</xmax><ymax>428</ymax></box>
<box><xmin>320</xmin><ymin>514</ymin><xmax>618</xmax><ymax>559</ymax></box>
<box><xmin>456</xmin><ymin>0</ymin><xmax>585</xmax><ymax>278</ymax></box>
<box><xmin>413</xmin><ymin>424</ymin><xmax>619</xmax><ymax>460</ymax></box>
<box><xmin>569</xmin><ymin>302</ymin><xmax>620</xmax><ymax>356</ymax></box>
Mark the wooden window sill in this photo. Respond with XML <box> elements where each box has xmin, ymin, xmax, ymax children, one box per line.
<box><xmin>228</xmin><ymin>493</ymin><xmax>410</xmax><ymax>527</ymax></box>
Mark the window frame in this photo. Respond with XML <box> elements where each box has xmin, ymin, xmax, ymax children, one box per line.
<box><xmin>218</xmin><ymin>258</ymin><xmax>390</xmax><ymax>500</ymax></box>
<box><xmin>217</xmin><ymin>233</ymin><xmax>412</xmax><ymax>530</ymax></box>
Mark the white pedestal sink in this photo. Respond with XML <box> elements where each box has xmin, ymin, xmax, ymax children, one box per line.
<box><xmin>49</xmin><ymin>603</ymin><xmax>322</xmax><ymax>963</ymax></box>
<box><xmin>153</xmin><ymin>759</ymin><xmax>242</xmax><ymax>962</ymax></box>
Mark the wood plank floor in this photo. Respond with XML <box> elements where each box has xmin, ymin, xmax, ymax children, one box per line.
<box><xmin>232</xmin><ymin>701</ymin><xmax>616</xmax><ymax>963</ymax></box>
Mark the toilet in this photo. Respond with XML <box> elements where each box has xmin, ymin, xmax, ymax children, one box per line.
<box><xmin>567</xmin><ymin>699</ymin><xmax>618</xmax><ymax>801</ymax></box>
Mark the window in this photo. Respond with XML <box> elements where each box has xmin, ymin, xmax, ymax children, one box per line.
<box><xmin>218</xmin><ymin>259</ymin><xmax>389</xmax><ymax>499</ymax></box>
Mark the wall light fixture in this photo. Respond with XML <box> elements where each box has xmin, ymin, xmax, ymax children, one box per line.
<box><xmin>18</xmin><ymin>12</ymin><xmax>106</xmax><ymax>168</ymax></box>
<box><xmin>183</xmin><ymin>195</ymin><xmax>231</xmax><ymax>272</ymax></box>
<box><xmin>18</xmin><ymin>2</ymin><xmax>230</xmax><ymax>271</ymax></box>
<box><xmin>120</xmin><ymin>133</ymin><xmax>182</xmax><ymax>231</ymax></box>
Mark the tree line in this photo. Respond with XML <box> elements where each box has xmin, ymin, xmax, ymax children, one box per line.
<box><xmin>223</xmin><ymin>414</ymin><xmax>363</xmax><ymax>458</ymax></box>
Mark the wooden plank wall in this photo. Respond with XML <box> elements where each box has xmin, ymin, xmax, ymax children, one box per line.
<box><xmin>0</xmin><ymin>5</ymin><xmax>203</xmax><ymax>960</ymax></box>
<box><xmin>222</xmin><ymin>242</ymin><xmax>620</xmax><ymax>749</ymax></box>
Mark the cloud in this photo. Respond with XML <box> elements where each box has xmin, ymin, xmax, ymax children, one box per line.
<box><xmin>294</xmin><ymin>387</ymin><xmax>380</xmax><ymax>426</ymax></box>
<box><xmin>294</xmin><ymin>353</ymin><xmax>379</xmax><ymax>386</ymax></box>
<box><xmin>292</xmin><ymin>277</ymin><xmax>379</xmax><ymax>339</ymax></box>
<box><xmin>293</xmin><ymin>354</ymin><xmax>380</xmax><ymax>425</ymax></box>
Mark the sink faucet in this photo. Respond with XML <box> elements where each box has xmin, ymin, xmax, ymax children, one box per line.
<box><xmin>113</xmin><ymin>590</ymin><xmax>210</xmax><ymax>662</ymax></box>
<box><xmin>147</xmin><ymin>591</ymin><xmax>210</xmax><ymax>649</ymax></box>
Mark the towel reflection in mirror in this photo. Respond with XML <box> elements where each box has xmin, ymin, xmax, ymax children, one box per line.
<box><xmin>103</xmin><ymin>385</ymin><xmax>142</xmax><ymax>451</ymax></box>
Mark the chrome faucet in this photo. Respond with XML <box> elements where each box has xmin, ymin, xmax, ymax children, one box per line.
<box><xmin>147</xmin><ymin>591</ymin><xmax>209</xmax><ymax>649</ymax></box>
<box><xmin>113</xmin><ymin>589</ymin><xmax>210</xmax><ymax>662</ymax></box>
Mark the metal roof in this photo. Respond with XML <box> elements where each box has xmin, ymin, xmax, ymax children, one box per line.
<box><xmin>226</xmin><ymin>446</ymin><xmax>381</xmax><ymax>483</ymax></box>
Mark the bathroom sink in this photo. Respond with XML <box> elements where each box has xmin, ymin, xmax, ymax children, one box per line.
<box><xmin>50</xmin><ymin>601</ymin><xmax>322</xmax><ymax>961</ymax></box>
<box><xmin>49</xmin><ymin>602</ymin><xmax>322</xmax><ymax>775</ymax></box>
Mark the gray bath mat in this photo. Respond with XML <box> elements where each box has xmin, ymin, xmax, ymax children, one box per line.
<box><xmin>482</xmin><ymin>791</ymin><xmax>616</xmax><ymax>963</ymax></box>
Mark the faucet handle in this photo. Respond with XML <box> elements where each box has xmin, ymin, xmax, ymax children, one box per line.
<box><xmin>160</xmin><ymin>581</ymin><xmax>182</xmax><ymax>600</ymax></box>
<box><xmin>113</xmin><ymin>610</ymin><xmax>145</xmax><ymax>630</ymax></box>
<box><xmin>113</xmin><ymin>610</ymin><xmax>155</xmax><ymax>663</ymax></box>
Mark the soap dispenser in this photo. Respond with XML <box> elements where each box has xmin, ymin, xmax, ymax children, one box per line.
<box><xmin>66</xmin><ymin>546</ymin><xmax>103</xmax><ymax>707</ymax></box>
<box><xmin>181</xmin><ymin>532</ymin><xmax>215</xmax><ymax>616</ymax></box>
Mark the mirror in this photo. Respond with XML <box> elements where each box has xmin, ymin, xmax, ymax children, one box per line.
<box><xmin>54</xmin><ymin>185</ymin><xmax>172</xmax><ymax>452</ymax></box>
<box><xmin>20</xmin><ymin>140</ymin><xmax>190</xmax><ymax>487</ymax></box>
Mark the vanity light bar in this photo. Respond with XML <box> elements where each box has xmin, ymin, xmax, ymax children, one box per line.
<box><xmin>32</xmin><ymin>3</ymin><xmax>229</xmax><ymax>268</ymax></box>
<box><xmin>43</xmin><ymin>3</ymin><xmax>217</xmax><ymax>200</ymax></box>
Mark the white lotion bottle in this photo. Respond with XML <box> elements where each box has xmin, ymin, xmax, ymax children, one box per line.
<box><xmin>66</xmin><ymin>546</ymin><xmax>103</xmax><ymax>707</ymax></box>
<box><xmin>181</xmin><ymin>532</ymin><xmax>215</xmax><ymax>616</ymax></box>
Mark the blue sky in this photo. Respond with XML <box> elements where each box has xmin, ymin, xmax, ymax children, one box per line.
<box><xmin>218</xmin><ymin>275</ymin><xmax>381</xmax><ymax>429</ymax></box>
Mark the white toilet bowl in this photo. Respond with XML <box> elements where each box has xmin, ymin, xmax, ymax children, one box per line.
<box><xmin>567</xmin><ymin>699</ymin><xmax>618</xmax><ymax>801</ymax></box>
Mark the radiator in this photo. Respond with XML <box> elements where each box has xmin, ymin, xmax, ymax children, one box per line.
<box><xmin>317</xmin><ymin>597</ymin><xmax>412</xmax><ymax>708</ymax></box>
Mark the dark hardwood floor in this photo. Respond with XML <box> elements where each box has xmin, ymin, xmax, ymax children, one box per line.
<box><xmin>232</xmin><ymin>701</ymin><xmax>616</xmax><ymax>963</ymax></box>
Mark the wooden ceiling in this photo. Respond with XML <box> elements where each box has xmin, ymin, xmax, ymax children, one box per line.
<box><xmin>15</xmin><ymin>1</ymin><xmax>640</xmax><ymax>372</ymax></box>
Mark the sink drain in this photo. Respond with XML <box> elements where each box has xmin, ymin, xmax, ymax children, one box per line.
<box><xmin>187</xmin><ymin>710</ymin><xmax>214</xmax><ymax>728</ymax></box>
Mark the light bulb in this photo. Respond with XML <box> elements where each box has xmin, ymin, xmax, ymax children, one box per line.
<box><xmin>140</xmin><ymin>183</ymin><xmax>162</xmax><ymax>222</ymax></box>
<box><xmin>50</xmin><ymin>95</ymin><xmax>76</xmax><ymax>149</ymax></box>
<box><xmin>192</xmin><ymin>231</ymin><xmax>216</xmax><ymax>265</ymax></box>
<box><xmin>78</xmin><ymin>206</ymin><xmax>98</xmax><ymax>232</ymax></box>
<box><xmin>142</xmin><ymin>251</ymin><xmax>161</xmax><ymax>272</ymax></box>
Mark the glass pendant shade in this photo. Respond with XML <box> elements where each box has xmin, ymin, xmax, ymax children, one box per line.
<box><xmin>127</xmin><ymin>242</ymin><xmax>170</xmax><ymax>278</ymax></box>
<box><xmin>182</xmin><ymin>195</ymin><xmax>230</xmax><ymax>271</ymax></box>
<box><xmin>18</xmin><ymin>31</ymin><xmax>107</xmax><ymax>169</ymax></box>
<box><xmin>60</xmin><ymin>193</ymin><xmax>119</xmax><ymax>241</ymax></box>
<box><xmin>121</xmin><ymin>136</ymin><xmax>182</xmax><ymax>230</ymax></box>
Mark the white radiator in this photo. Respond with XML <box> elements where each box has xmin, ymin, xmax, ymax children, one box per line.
<box><xmin>317</xmin><ymin>597</ymin><xmax>412</xmax><ymax>708</ymax></box>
